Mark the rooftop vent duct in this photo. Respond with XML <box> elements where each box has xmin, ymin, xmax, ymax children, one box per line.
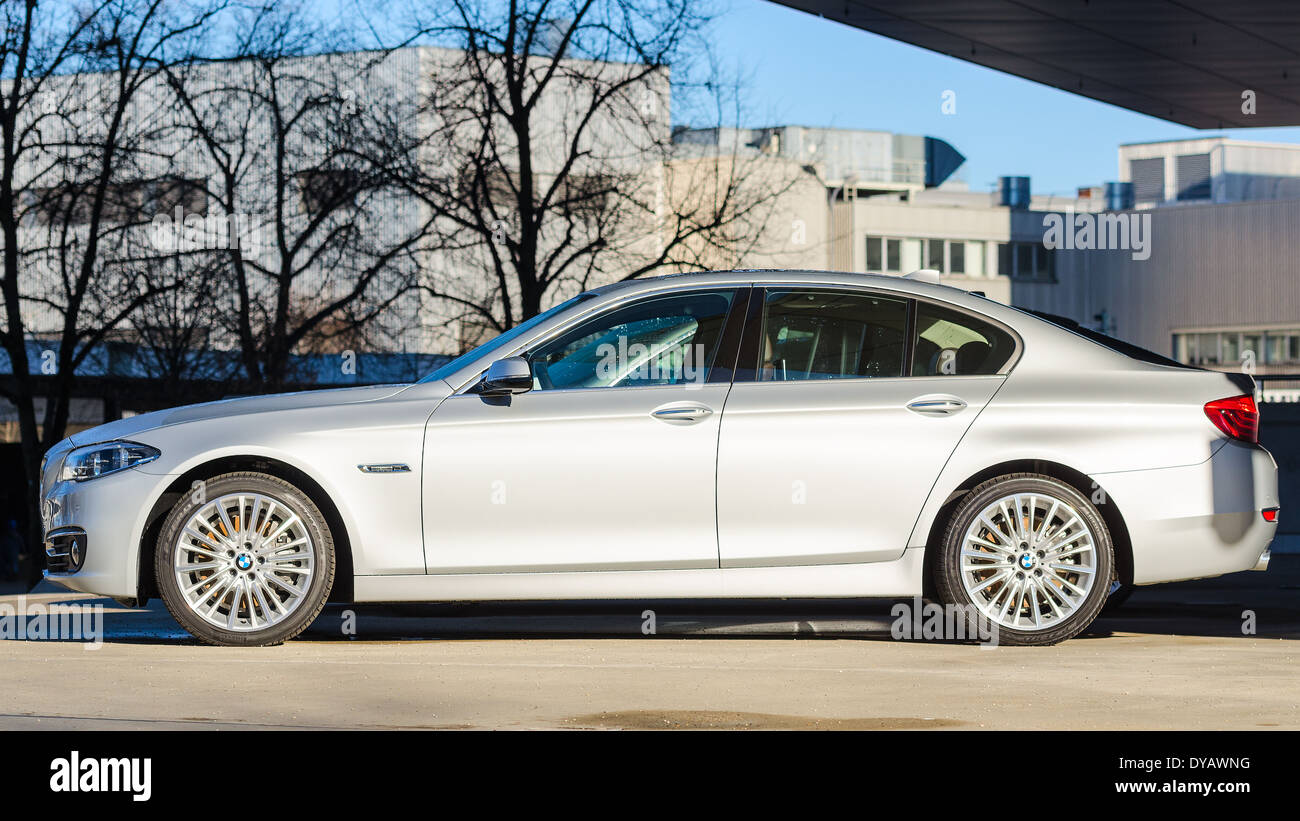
<box><xmin>1104</xmin><ymin>181</ymin><xmax>1135</xmax><ymax>211</ymax></box>
<box><xmin>999</xmin><ymin>176</ymin><xmax>1031</xmax><ymax>209</ymax></box>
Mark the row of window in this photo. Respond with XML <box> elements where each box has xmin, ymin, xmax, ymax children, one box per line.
<box><xmin>23</xmin><ymin>171</ymin><xmax>363</xmax><ymax>227</ymax></box>
<box><xmin>23</xmin><ymin>177</ymin><xmax>207</xmax><ymax>227</ymax></box>
<box><xmin>866</xmin><ymin>236</ymin><xmax>986</xmax><ymax>276</ymax></box>
<box><xmin>1000</xmin><ymin>242</ymin><xmax>1056</xmax><ymax>281</ymax></box>
<box><xmin>1174</xmin><ymin>329</ymin><xmax>1300</xmax><ymax>366</ymax></box>
<box><xmin>865</xmin><ymin>235</ymin><xmax>1056</xmax><ymax>282</ymax></box>
<box><xmin>526</xmin><ymin>287</ymin><xmax>1016</xmax><ymax>390</ymax></box>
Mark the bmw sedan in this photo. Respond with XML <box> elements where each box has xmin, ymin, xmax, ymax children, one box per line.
<box><xmin>39</xmin><ymin>270</ymin><xmax>1279</xmax><ymax>646</ymax></box>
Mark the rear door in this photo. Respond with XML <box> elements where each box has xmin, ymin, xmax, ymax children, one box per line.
<box><xmin>715</xmin><ymin>287</ymin><xmax>1013</xmax><ymax>567</ymax></box>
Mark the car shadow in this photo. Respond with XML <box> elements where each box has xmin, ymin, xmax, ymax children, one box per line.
<box><xmin>6</xmin><ymin>555</ymin><xmax>1297</xmax><ymax>646</ymax></box>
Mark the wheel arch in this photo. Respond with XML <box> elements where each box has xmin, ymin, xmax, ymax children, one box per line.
<box><xmin>918</xmin><ymin>459</ymin><xmax>1133</xmax><ymax>600</ymax></box>
<box><xmin>137</xmin><ymin>455</ymin><xmax>355</xmax><ymax>604</ymax></box>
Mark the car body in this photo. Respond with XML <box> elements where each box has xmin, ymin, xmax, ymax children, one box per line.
<box><xmin>39</xmin><ymin>269</ymin><xmax>1279</xmax><ymax>645</ymax></box>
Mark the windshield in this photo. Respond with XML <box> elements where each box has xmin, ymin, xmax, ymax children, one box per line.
<box><xmin>418</xmin><ymin>293</ymin><xmax>596</xmax><ymax>384</ymax></box>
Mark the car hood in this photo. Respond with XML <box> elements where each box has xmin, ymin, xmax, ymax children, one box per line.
<box><xmin>68</xmin><ymin>383</ymin><xmax>412</xmax><ymax>447</ymax></box>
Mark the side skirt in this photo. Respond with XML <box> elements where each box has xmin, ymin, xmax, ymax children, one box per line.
<box><xmin>353</xmin><ymin>547</ymin><xmax>926</xmax><ymax>602</ymax></box>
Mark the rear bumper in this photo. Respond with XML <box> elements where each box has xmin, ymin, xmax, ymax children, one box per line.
<box><xmin>1093</xmin><ymin>440</ymin><xmax>1279</xmax><ymax>585</ymax></box>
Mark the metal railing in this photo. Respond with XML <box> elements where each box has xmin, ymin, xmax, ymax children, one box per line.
<box><xmin>1255</xmin><ymin>374</ymin><xmax>1300</xmax><ymax>403</ymax></box>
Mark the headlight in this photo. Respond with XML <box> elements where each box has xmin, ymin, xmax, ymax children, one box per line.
<box><xmin>59</xmin><ymin>441</ymin><xmax>160</xmax><ymax>482</ymax></box>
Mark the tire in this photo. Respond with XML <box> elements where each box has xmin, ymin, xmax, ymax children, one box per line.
<box><xmin>156</xmin><ymin>472</ymin><xmax>335</xmax><ymax>646</ymax></box>
<box><xmin>932</xmin><ymin>473</ymin><xmax>1114</xmax><ymax>646</ymax></box>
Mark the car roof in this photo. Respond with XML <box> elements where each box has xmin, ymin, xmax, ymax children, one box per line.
<box><xmin>588</xmin><ymin>269</ymin><xmax>1005</xmax><ymax>315</ymax></box>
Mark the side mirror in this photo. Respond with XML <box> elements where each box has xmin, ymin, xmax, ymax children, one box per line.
<box><xmin>479</xmin><ymin>356</ymin><xmax>533</xmax><ymax>396</ymax></box>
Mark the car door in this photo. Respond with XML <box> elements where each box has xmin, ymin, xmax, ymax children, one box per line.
<box><xmin>421</xmin><ymin>287</ymin><xmax>746</xmax><ymax>574</ymax></box>
<box><xmin>715</xmin><ymin>287</ymin><xmax>1014</xmax><ymax>567</ymax></box>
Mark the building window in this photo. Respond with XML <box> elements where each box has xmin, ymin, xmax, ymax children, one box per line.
<box><xmin>1130</xmin><ymin>157</ymin><xmax>1165</xmax><ymax>204</ymax></box>
<box><xmin>927</xmin><ymin>238</ymin><xmax>945</xmax><ymax>272</ymax></box>
<box><xmin>1002</xmin><ymin>242</ymin><xmax>1055</xmax><ymax>282</ymax></box>
<box><xmin>26</xmin><ymin>177</ymin><xmax>207</xmax><ymax>226</ymax></box>
<box><xmin>1014</xmin><ymin>243</ymin><xmax>1033</xmax><ymax>278</ymax></box>
<box><xmin>865</xmin><ymin>236</ymin><xmax>903</xmax><ymax>272</ymax></box>
<box><xmin>1222</xmin><ymin>333</ymin><xmax>1241</xmax><ymax>363</ymax></box>
<box><xmin>866</xmin><ymin>236</ymin><xmax>882</xmax><ymax>270</ymax></box>
<box><xmin>1176</xmin><ymin>153</ymin><xmax>1211</xmax><ymax>201</ymax></box>
<box><xmin>869</xmin><ymin>236</ymin><xmax>988</xmax><ymax>277</ymax></box>
<box><xmin>885</xmin><ymin>238</ymin><xmax>901</xmax><ymax>271</ymax></box>
<box><xmin>1035</xmin><ymin>246</ymin><xmax>1055</xmax><ymax>280</ymax></box>
<box><xmin>299</xmin><ymin>169</ymin><xmax>360</xmax><ymax>215</ymax></box>
<box><xmin>948</xmin><ymin>241</ymin><xmax>965</xmax><ymax>274</ymax></box>
<box><xmin>1173</xmin><ymin>329</ymin><xmax>1300</xmax><ymax>367</ymax></box>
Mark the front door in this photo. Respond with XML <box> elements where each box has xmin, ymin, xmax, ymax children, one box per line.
<box><xmin>422</xmin><ymin>287</ymin><xmax>743</xmax><ymax>574</ymax></box>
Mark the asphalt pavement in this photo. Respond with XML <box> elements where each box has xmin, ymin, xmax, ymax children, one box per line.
<box><xmin>1</xmin><ymin>557</ymin><xmax>1297</xmax><ymax>730</ymax></box>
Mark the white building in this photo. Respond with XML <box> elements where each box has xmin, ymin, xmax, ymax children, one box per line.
<box><xmin>1120</xmin><ymin>137</ymin><xmax>1300</xmax><ymax>206</ymax></box>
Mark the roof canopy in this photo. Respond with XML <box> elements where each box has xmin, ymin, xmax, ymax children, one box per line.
<box><xmin>773</xmin><ymin>0</ymin><xmax>1300</xmax><ymax>128</ymax></box>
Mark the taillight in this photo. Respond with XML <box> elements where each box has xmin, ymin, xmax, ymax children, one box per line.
<box><xmin>1204</xmin><ymin>395</ymin><xmax>1259</xmax><ymax>444</ymax></box>
<box><xmin>1262</xmin><ymin>507</ymin><xmax>1279</xmax><ymax>523</ymax></box>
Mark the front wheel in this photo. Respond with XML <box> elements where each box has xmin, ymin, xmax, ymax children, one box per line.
<box><xmin>933</xmin><ymin>473</ymin><xmax>1114</xmax><ymax>646</ymax></box>
<box><xmin>156</xmin><ymin>472</ymin><xmax>335</xmax><ymax>646</ymax></box>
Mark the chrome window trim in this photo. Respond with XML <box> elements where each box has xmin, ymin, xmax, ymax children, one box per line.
<box><xmin>752</xmin><ymin>282</ymin><xmax>1024</xmax><ymax>378</ymax></box>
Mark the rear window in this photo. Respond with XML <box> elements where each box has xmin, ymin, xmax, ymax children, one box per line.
<box><xmin>1022</xmin><ymin>309</ymin><xmax>1197</xmax><ymax>369</ymax></box>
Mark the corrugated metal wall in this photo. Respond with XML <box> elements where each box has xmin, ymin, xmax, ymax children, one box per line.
<box><xmin>1011</xmin><ymin>198</ymin><xmax>1300</xmax><ymax>355</ymax></box>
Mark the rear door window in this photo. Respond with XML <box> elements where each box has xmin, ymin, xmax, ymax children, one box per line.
<box><xmin>757</xmin><ymin>290</ymin><xmax>908</xmax><ymax>381</ymax></box>
<box><xmin>912</xmin><ymin>302</ymin><xmax>1016</xmax><ymax>376</ymax></box>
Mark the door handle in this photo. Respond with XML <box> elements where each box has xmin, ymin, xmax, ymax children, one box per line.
<box><xmin>651</xmin><ymin>403</ymin><xmax>714</xmax><ymax>424</ymax></box>
<box><xmin>906</xmin><ymin>396</ymin><xmax>968</xmax><ymax>416</ymax></box>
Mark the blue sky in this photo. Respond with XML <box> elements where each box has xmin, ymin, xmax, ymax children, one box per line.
<box><xmin>706</xmin><ymin>0</ymin><xmax>1300</xmax><ymax>195</ymax></box>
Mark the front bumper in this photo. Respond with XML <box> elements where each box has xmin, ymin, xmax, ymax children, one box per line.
<box><xmin>1094</xmin><ymin>440</ymin><xmax>1279</xmax><ymax>585</ymax></box>
<box><xmin>40</xmin><ymin>465</ymin><xmax>165</xmax><ymax>599</ymax></box>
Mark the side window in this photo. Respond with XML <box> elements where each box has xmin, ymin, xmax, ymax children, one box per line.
<box><xmin>912</xmin><ymin>302</ymin><xmax>1015</xmax><ymax>376</ymax></box>
<box><xmin>758</xmin><ymin>290</ymin><xmax>907</xmax><ymax>381</ymax></box>
<box><xmin>527</xmin><ymin>290</ymin><xmax>736</xmax><ymax>390</ymax></box>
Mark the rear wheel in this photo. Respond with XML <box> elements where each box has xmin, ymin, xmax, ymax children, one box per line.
<box><xmin>933</xmin><ymin>473</ymin><xmax>1113</xmax><ymax>646</ymax></box>
<box><xmin>156</xmin><ymin>472</ymin><xmax>335</xmax><ymax>646</ymax></box>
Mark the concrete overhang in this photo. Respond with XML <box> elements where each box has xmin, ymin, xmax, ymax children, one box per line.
<box><xmin>772</xmin><ymin>0</ymin><xmax>1300</xmax><ymax>128</ymax></box>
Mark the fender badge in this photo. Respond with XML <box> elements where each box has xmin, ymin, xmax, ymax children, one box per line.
<box><xmin>357</xmin><ymin>464</ymin><xmax>411</xmax><ymax>474</ymax></box>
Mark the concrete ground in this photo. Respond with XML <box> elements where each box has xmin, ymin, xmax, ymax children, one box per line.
<box><xmin>1</xmin><ymin>557</ymin><xmax>1297</xmax><ymax>730</ymax></box>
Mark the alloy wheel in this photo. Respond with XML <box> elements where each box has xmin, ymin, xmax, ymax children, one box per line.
<box><xmin>958</xmin><ymin>492</ymin><xmax>1098</xmax><ymax>631</ymax></box>
<box><xmin>171</xmin><ymin>492</ymin><xmax>316</xmax><ymax>632</ymax></box>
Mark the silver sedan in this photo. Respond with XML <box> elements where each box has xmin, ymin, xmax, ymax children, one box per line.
<box><xmin>39</xmin><ymin>270</ymin><xmax>1279</xmax><ymax>646</ymax></box>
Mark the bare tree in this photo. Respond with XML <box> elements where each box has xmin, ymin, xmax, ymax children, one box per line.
<box><xmin>0</xmin><ymin>0</ymin><xmax>223</xmax><ymax>572</ymax></box>
<box><xmin>122</xmin><ymin>251</ymin><xmax>238</xmax><ymax>397</ymax></box>
<box><xmin>398</xmin><ymin>0</ymin><xmax>804</xmax><ymax>347</ymax></box>
<box><xmin>160</xmin><ymin>3</ymin><xmax>435</xmax><ymax>391</ymax></box>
